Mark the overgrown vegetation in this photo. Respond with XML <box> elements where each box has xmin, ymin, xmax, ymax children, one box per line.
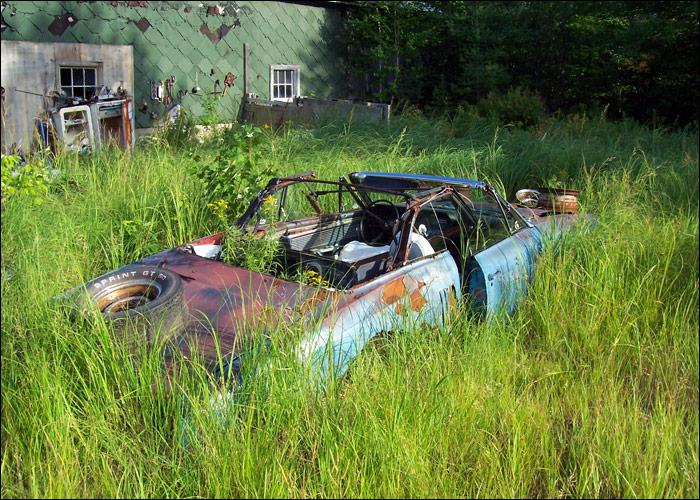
<box><xmin>1</xmin><ymin>113</ymin><xmax>698</xmax><ymax>498</ymax></box>
<box><xmin>344</xmin><ymin>1</ymin><xmax>699</xmax><ymax>127</ymax></box>
<box><xmin>187</xmin><ymin>122</ymin><xmax>273</xmax><ymax>219</ymax></box>
<box><xmin>1</xmin><ymin>154</ymin><xmax>51</xmax><ymax>208</ymax></box>
<box><xmin>218</xmin><ymin>195</ymin><xmax>282</xmax><ymax>275</ymax></box>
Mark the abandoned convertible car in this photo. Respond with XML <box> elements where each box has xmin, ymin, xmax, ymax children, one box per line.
<box><xmin>63</xmin><ymin>172</ymin><xmax>586</xmax><ymax>382</ymax></box>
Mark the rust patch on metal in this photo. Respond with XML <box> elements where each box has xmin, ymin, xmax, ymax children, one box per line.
<box><xmin>383</xmin><ymin>277</ymin><xmax>405</xmax><ymax>305</ymax></box>
<box><xmin>395</xmin><ymin>303</ymin><xmax>407</xmax><ymax>315</ymax></box>
<box><xmin>122</xmin><ymin>100</ymin><xmax>132</xmax><ymax>150</ymax></box>
<box><xmin>536</xmin><ymin>188</ymin><xmax>580</xmax><ymax>213</ymax></box>
<box><xmin>298</xmin><ymin>288</ymin><xmax>333</xmax><ymax>314</ymax></box>
<box><xmin>410</xmin><ymin>290</ymin><xmax>427</xmax><ymax>312</ymax></box>
<box><xmin>448</xmin><ymin>288</ymin><xmax>457</xmax><ymax>310</ymax></box>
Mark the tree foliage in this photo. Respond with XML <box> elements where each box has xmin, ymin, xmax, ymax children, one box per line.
<box><xmin>343</xmin><ymin>1</ymin><xmax>699</xmax><ymax>126</ymax></box>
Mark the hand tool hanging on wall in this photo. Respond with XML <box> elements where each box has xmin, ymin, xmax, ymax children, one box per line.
<box><xmin>191</xmin><ymin>71</ymin><xmax>201</xmax><ymax>94</ymax></box>
<box><xmin>151</xmin><ymin>80</ymin><xmax>163</xmax><ymax>102</ymax></box>
<box><xmin>139</xmin><ymin>96</ymin><xmax>148</xmax><ymax>114</ymax></box>
<box><xmin>209</xmin><ymin>80</ymin><xmax>222</xmax><ymax>95</ymax></box>
<box><xmin>163</xmin><ymin>76</ymin><xmax>174</xmax><ymax>107</ymax></box>
<box><xmin>223</xmin><ymin>72</ymin><xmax>236</xmax><ymax>96</ymax></box>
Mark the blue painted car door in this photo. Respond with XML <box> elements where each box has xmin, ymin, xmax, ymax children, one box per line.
<box><xmin>471</xmin><ymin>226</ymin><xmax>542</xmax><ymax>318</ymax></box>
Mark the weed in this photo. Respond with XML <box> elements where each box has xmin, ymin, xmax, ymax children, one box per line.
<box><xmin>217</xmin><ymin>195</ymin><xmax>281</xmax><ymax>275</ymax></box>
<box><xmin>1</xmin><ymin>114</ymin><xmax>697</xmax><ymax>498</ymax></box>
<box><xmin>1</xmin><ymin>154</ymin><xmax>51</xmax><ymax>208</ymax></box>
<box><xmin>153</xmin><ymin>106</ymin><xmax>197</xmax><ymax>148</ymax></box>
<box><xmin>189</xmin><ymin>123</ymin><xmax>274</xmax><ymax>219</ymax></box>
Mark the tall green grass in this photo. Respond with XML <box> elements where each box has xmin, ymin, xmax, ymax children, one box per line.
<box><xmin>1</xmin><ymin>114</ymin><xmax>698</xmax><ymax>497</ymax></box>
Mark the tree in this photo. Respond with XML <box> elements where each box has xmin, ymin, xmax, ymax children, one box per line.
<box><xmin>342</xmin><ymin>1</ymin><xmax>699</xmax><ymax>126</ymax></box>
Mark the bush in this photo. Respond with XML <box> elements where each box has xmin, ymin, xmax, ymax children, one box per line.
<box><xmin>475</xmin><ymin>87</ymin><xmax>548</xmax><ymax>128</ymax></box>
<box><xmin>188</xmin><ymin>123</ymin><xmax>273</xmax><ymax>219</ymax></box>
<box><xmin>1</xmin><ymin>154</ymin><xmax>50</xmax><ymax>208</ymax></box>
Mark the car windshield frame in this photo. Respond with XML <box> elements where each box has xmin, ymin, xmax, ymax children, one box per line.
<box><xmin>235</xmin><ymin>176</ymin><xmax>421</xmax><ymax>234</ymax></box>
<box><xmin>232</xmin><ymin>172</ymin><xmax>533</xmax><ymax>276</ymax></box>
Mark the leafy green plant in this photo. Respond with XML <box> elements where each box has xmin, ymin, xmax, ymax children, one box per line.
<box><xmin>221</xmin><ymin>226</ymin><xmax>281</xmax><ymax>274</ymax></box>
<box><xmin>215</xmin><ymin>195</ymin><xmax>281</xmax><ymax>275</ymax></box>
<box><xmin>343</xmin><ymin>1</ymin><xmax>434</xmax><ymax>104</ymax></box>
<box><xmin>189</xmin><ymin>123</ymin><xmax>273</xmax><ymax>219</ymax></box>
<box><xmin>154</xmin><ymin>106</ymin><xmax>197</xmax><ymax>148</ymax></box>
<box><xmin>343</xmin><ymin>1</ymin><xmax>699</xmax><ymax>127</ymax></box>
<box><xmin>200</xmin><ymin>94</ymin><xmax>222</xmax><ymax>127</ymax></box>
<box><xmin>120</xmin><ymin>217</ymin><xmax>162</xmax><ymax>257</ymax></box>
<box><xmin>1</xmin><ymin>154</ymin><xmax>50</xmax><ymax>208</ymax></box>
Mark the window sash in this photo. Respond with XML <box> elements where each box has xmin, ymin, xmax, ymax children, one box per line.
<box><xmin>60</xmin><ymin>65</ymin><xmax>98</xmax><ymax>99</ymax></box>
<box><xmin>270</xmin><ymin>65</ymin><xmax>300</xmax><ymax>102</ymax></box>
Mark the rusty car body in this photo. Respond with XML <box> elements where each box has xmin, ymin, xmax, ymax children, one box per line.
<box><xmin>63</xmin><ymin>171</ymin><xmax>586</xmax><ymax>385</ymax></box>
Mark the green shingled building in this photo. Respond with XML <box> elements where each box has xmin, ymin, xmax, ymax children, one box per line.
<box><xmin>1</xmin><ymin>0</ymin><xmax>352</xmax><ymax>147</ymax></box>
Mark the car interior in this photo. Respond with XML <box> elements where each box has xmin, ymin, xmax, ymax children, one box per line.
<box><xmin>238</xmin><ymin>181</ymin><xmax>470</xmax><ymax>289</ymax></box>
<box><xmin>205</xmin><ymin>175</ymin><xmax>519</xmax><ymax>292</ymax></box>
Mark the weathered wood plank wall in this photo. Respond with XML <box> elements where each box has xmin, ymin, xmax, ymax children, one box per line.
<box><xmin>1</xmin><ymin>40</ymin><xmax>133</xmax><ymax>153</ymax></box>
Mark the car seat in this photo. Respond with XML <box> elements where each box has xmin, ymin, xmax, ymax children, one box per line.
<box><xmin>389</xmin><ymin>230</ymin><xmax>435</xmax><ymax>260</ymax></box>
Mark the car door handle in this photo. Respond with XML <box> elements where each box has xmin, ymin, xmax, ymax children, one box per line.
<box><xmin>487</xmin><ymin>270</ymin><xmax>501</xmax><ymax>281</ymax></box>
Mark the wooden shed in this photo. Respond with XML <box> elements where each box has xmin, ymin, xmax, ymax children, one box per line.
<box><xmin>1</xmin><ymin>40</ymin><xmax>134</xmax><ymax>153</ymax></box>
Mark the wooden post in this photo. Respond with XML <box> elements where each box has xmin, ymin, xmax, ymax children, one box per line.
<box><xmin>243</xmin><ymin>43</ymin><xmax>249</xmax><ymax>97</ymax></box>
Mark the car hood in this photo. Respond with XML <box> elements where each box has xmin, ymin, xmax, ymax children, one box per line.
<box><xmin>133</xmin><ymin>248</ymin><xmax>325</xmax><ymax>369</ymax></box>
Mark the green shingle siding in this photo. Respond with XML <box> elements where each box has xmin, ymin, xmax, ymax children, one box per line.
<box><xmin>2</xmin><ymin>1</ymin><xmax>348</xmax><ymax>128</ymax></box>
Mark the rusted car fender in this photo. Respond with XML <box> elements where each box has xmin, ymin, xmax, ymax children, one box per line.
<box><xmin>296</xmin><ymin>250</ymin><xmax>461</xmax><ymax>381</ymax></box>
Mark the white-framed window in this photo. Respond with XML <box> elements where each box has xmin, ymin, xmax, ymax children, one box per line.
<box><xmin>58</xmin><ymin>62</ymin><xmax>101</xmax><ymax>100</ymax></box>
<box><xmin>270</xmin><ymin>64</ymin><xmax>300</xmax><ymax>102</ymax></box>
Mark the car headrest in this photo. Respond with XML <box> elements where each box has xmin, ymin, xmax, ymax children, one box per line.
<box><xmin>390</xmin><ymin>230</ymin><xmax>435</xmax><ymax>260</ymax></box>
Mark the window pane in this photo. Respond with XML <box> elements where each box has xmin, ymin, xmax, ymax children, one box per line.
<box><xmin>85</xmin><ymin>69</ymin><xmax>96</xmax><ymax>85</ymax></box>
<box><xmin>61</xmin><ymin>86</ymin><xmax>72</xmax><ymax>96</ymax></box>
<box><xmin>60</xmin><ymin>68</ymin><xmax>71</xmax><ymax>86</ymax></box>
<box><xmin>73</xmin><ymin>68</ymin><xmax>84</xmax><ymax>85</ymax></box>
<box><xmin>271</xmin><ymin>67</ymin><xmax>298</xmax><ymax>100</ymax></box>
<box><xmin>73</xmin><ymin>87</ymin><xmax>84</xmax><ymax>98</ymax></box>
<box><xmin>462</xmin><ymin>190</ymin><xmax>511</xmax><ymax>251</ymax></box>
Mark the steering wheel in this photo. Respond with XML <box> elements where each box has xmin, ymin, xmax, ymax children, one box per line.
<box><xmin>360</xmin><ymin>199</ymin><xmax>400</xmax><ymax>245</ymax></box>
